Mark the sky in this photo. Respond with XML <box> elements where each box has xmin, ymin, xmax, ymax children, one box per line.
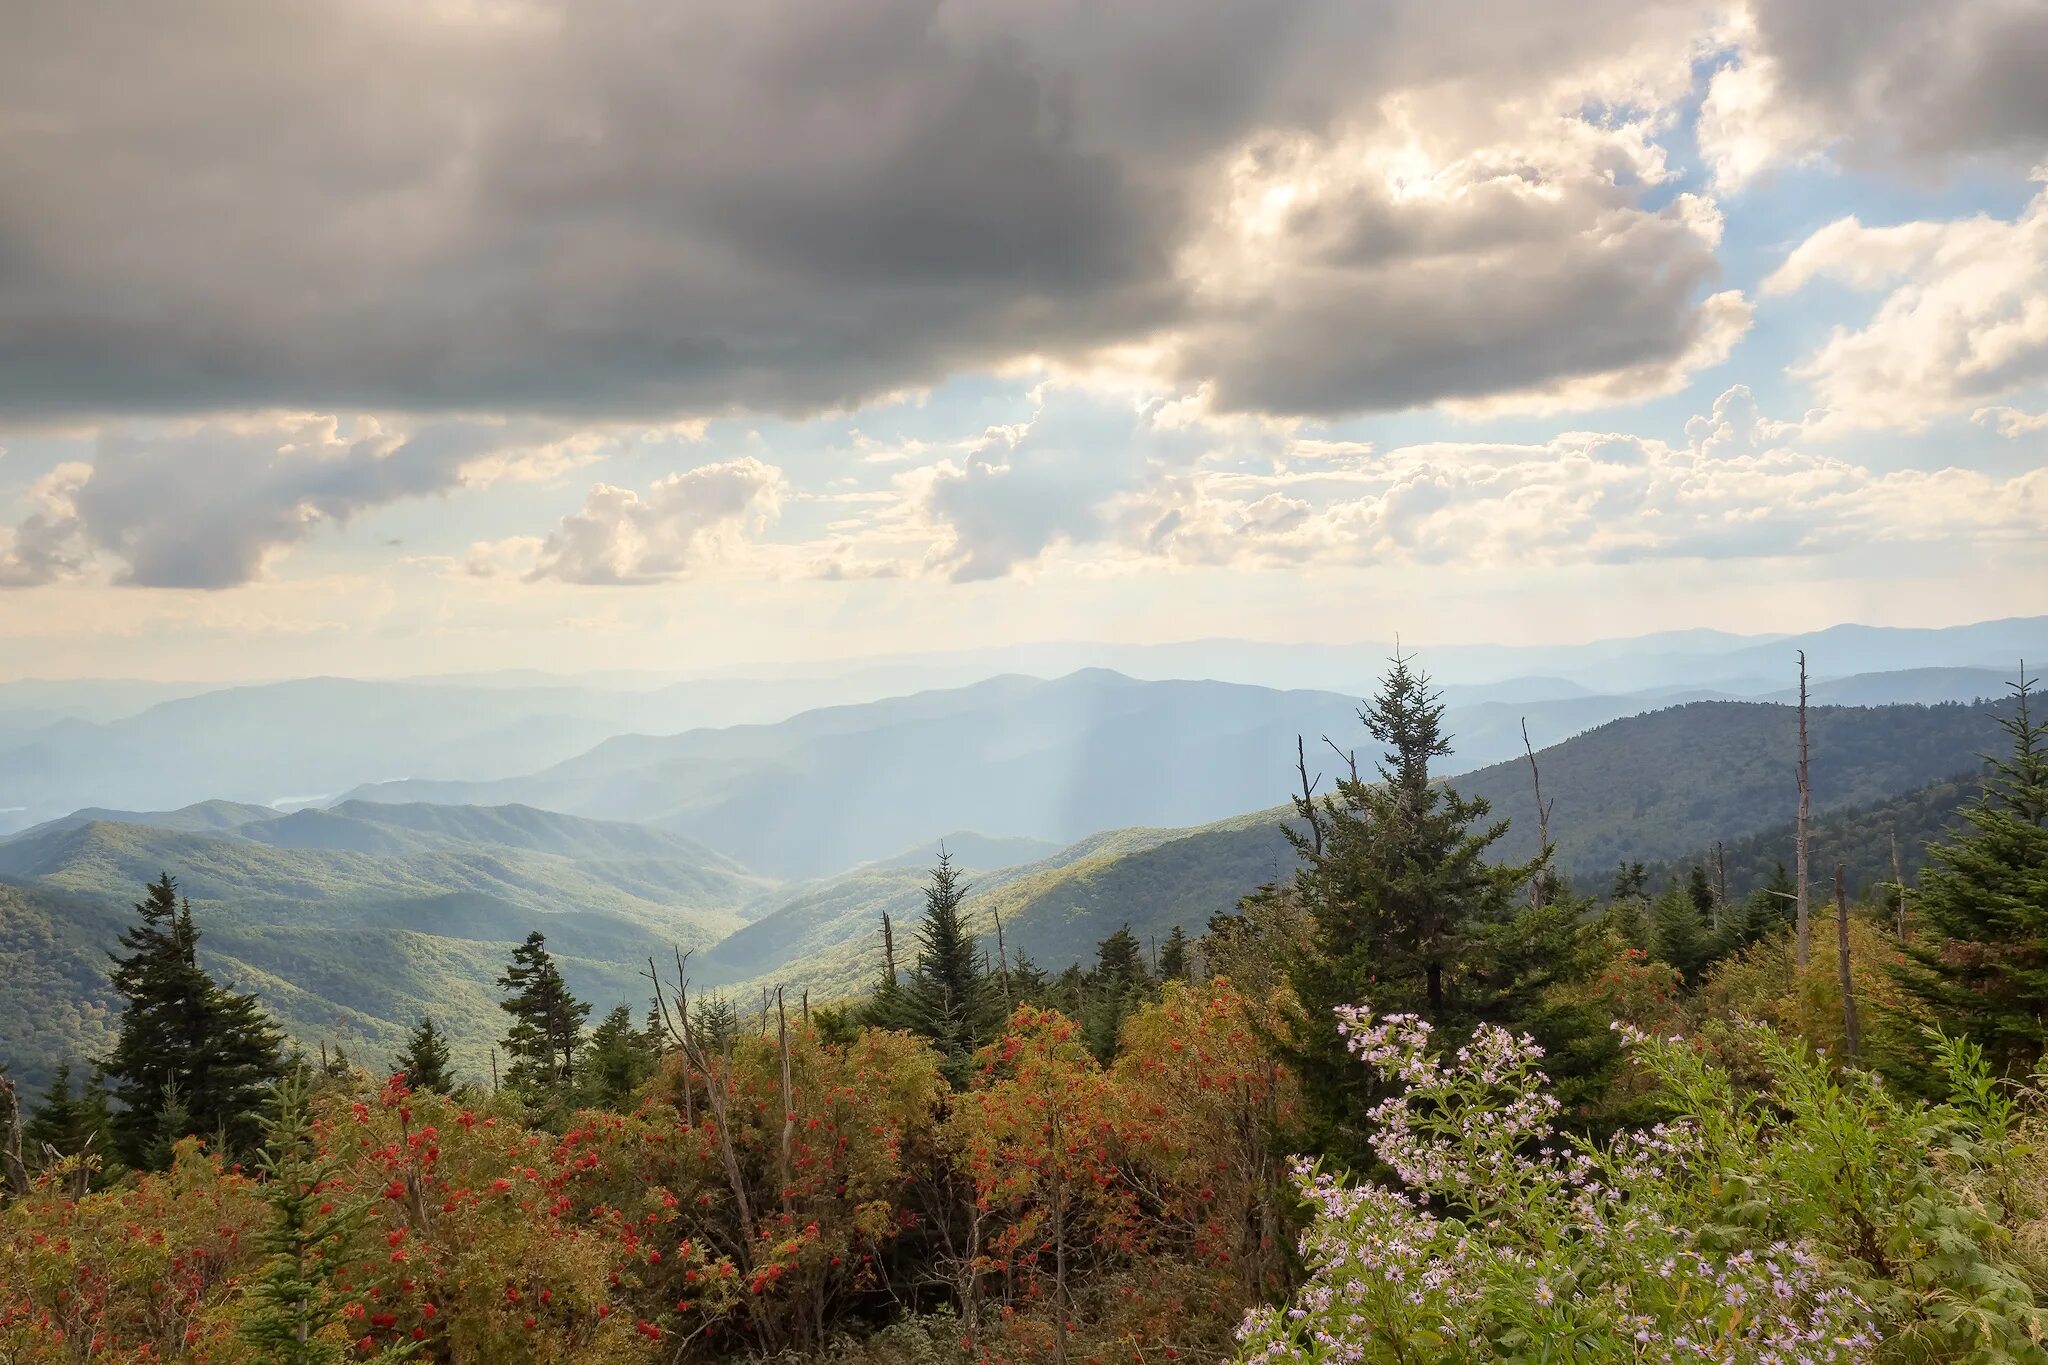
<box><xmin>1</xmin><ymin>0</ymin><xmax>2044</xmax><ymax>682</ymax></box>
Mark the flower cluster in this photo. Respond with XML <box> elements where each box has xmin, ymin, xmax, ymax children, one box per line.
<box><xmin>1238</xmin><ymin>1008</ymin><xmax>1877</xmax><ymax>1363</ymax></box>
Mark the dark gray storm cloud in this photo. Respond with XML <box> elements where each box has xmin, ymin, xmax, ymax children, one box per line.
<box><xmin>0</xmin><ymin>0</ymin><xmax>1764</xmax><ymax>423</ymax></box>
<box><xmin>1746</xmin><ymin>0</ymin><xmax>2048</xmax><ymax>172</ymax></box>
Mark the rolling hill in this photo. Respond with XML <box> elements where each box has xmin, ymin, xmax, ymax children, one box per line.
<box><xmin>1459</xmin><ymin>697</ymin><xmax>2015</xmax><ymax>878</ymax></box>
<box><xmin>709</xmin><ymin>694</ymin><xmax>2016</xmax><ymax>1002</ymax></box>
<box><xmin>0</xmin><ymin>803</ymin><xmax>770</xmax><ymax>1090</ymax></box>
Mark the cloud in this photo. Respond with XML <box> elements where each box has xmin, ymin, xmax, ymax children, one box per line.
<box><xmin>1765</xmin><ymin>183</ymin><xmax>2048</xmax><ymax>428</ymax></box>
<box><xmin>856</xmin><ymin>385</ymin><xmax>2045</xmax><ymax>580</ymax></box>
<box><xmin>2</xmin><ymin>0</ymin><xmax>1749</xmax><ymax>424</ymax></box>
<box><xmin>518</xmin><ymin>458</ymin><xmax>787</xmax><ymax>585</ymax></box>
<box><xmin>1699</xmin><ymin>0</ymin><xmax>2048</xmax><ymax>188</ymax></box>
<box><xmin>0</xmin><ymin>415</ymin><xmax>568</xmax><ymax>588</ymax></box>
<box><xmin>1175</xmin><ymin>120</ymin><xmax>1749</xmax><ymax>417</ymax></box>
<box><xmin>1973</xmin><ymin>405</ymin><xmax>2048</xmax><ymax>438</ymax></box>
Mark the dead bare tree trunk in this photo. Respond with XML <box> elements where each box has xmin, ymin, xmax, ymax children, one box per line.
<box><xmin>993</xmin><ymin>909</ymin><xmax>1013</xmax><ymax>1012</ymax></box>
<box><xmin>649</xmin><ymin>949</ymin><xmax>755</xmax><ymax>1255</ymax></box>
<box><xmin>0</xmin><ymin>1075</ymin><xmax>30</xmax><ymax>1196</ymax></box>
<box><xmin>881</xmin><ymin>913</ymin><xmax>899</xmax><ymax>988</ymax></box>
<box><xmin>1795</xmin><ymin>650</ymin><xmax>1813</xmax><ymax>968</ymax></box>
<box><xmin>776</xmin><ymin>988</ymin><xmax>795</xmax><ymax>1219</ymax></box>
<box><xmin>1889</xmin><ymin>830</ymin><xmax>1909</xmax><ymax>939</ymax></box>
<box><xmin>1712</xmin><ymin>841</ymin><xmax>1729</xmax><ymax>931</ymax></box>
<box><xmin>1834</xmin><ymin>863</ymin><xmax>1862</xmax><ymax>1063</ymax></box>
<box><xmin>1293</xmin><ymin>734</ymin><xmax>1324</xmax><ymax>856</ymax></box>
<box><xmin>489</xmin><ymin>1047</ymin><xmax>499</xmax><ymax>1094</ymax></box>
<box><xmin>1521</xmin><ymin>717</ymin><xmax>1554</xmax><ymax>910</ymax></box>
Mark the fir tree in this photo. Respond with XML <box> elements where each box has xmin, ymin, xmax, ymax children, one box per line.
<box><xmin>895</xmin><ymin>852</ymin><xmax>996</xmax><ymax>1083</ymax></box>
<box><xmin>1082</xmin><ymin>924</ymin><xmax>1150</xmax><ymax>1061</ymax></box>
<box><xmin>691</xmin><ymin>994</ymin><xmax>741</xmax><ymax>1052</ymax></box>
<box><xmin>1282</xmin><ymin>653</ymin><xmax>1538</xmax><ymax>1156</ymax></box>
<box><xmin>392</xmin><ymin>1014</ymin><xmax>454</xmax><ymax>1094</ymax></box>
<box><xmin>240</xmin><ymin>1076</ymin><xmax>418</xmax><ymax>1364</ymax></box>
<box><xmin>1094</xmin><ymin>925</ymin><xmax>1145</xmax><ymax>990</ymax></box>
<box><xmin>1899</xmin><ymin>669</ymin><xmax>2048</xmax><ymax>1072</ymax></box>
<box><xmin>1611</xmin><ymin>861</ymin><xmax>1649</xmax><ymax>900</ymax></box>
<box><xmin>104</xmin><ymin>874</ymin><xmax>282</xmax><ymax>1166</ymax></box>
<box><xmin>23</xmin><ymin>1064</ymin><xmax>87</xmax><ymax>1158</ymax></box>
<box><xmin>497</xmin><ymin>932</ymin><xmax>591</xmax><ymax>1096</ymax></box>
<box><xmin>1687</xmin><ymin>864</ymin><xmax>1717</xmax><ymax>924</ymax></box>
<box><xmin>1158</xmin><ymin>925</ymin><xmax>1191</xmax><ymax>981</ymax></box>
<box><xmin>1649</xmin><ymin>883</ymin><xmax>1714</xmax><ymax>984</ymax></box>
<box><xmin>582</xmin><ymin>1004</ymin><xmax>655</xmax><ymax>1108</ymax></box>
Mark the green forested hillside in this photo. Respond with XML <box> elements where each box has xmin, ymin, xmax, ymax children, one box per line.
<box><xmin>1637</xmin><ymin>772</ymin><xmax>1977</xmax><ymax>902</ymax></box>
<box><xmin>0</xmin><ymin>806</ymin><xmax>769</xmax><ymax>1089</ymax></box>
<box><xmin>1458</xmin><ymin>698</ymin><xmax>2008</xmax><ymax>877</ymax></box>
<box><xmin>727</xmin><ymin>696</ymin><xmax>2011</xmax><ymax>1002</ymax></box>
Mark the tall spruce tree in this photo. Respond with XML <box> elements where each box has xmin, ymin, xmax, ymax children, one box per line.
<box><xmin>581</xmin><ymin>1004</ymin><xmax>656</xmax><ymax>1108</ymax></box>
<box><xmin>104</xmin><ymin>874</ymin><xmax>283</xmax><ymax>1166</ymax></box>
<box><xmin>1899</xmin><ymin>669</ymin><xmax>2048</xmax><ymax>1072</ymax></box>
<box><xmin>23</xmin><ymin>1064</ymin><xmax>85</xmax><ymax>1158</ymax></box>
<box><xmin>392</xmin><ymin>1014</ymin><xmax>454</xmax><ymax>1094</ymax></box>
<box><xmin>497</xmin><ymin>932</ymin><xmax>590</xmax><ymax>1096</ymax></box>
<box><xmin>896</xmin><ymin>852</ymin><xmax>996</xmax><ymax>1083</ymax></box>
<box><xmin>1082</xmin><ymin>924</ymin><xmax>1151</xmax><ymax>1061</ymax></box>
<box><xmin>1158</xmin><ymin>925</ymin><xmax>1191</xmax><ymax>981</ymax></box>
<box><xmin>1283</xmin><ymin>653</ymin><xmax>1538</xmax><ymax>1155</ymax></box>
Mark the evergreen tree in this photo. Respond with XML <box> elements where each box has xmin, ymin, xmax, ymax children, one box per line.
<box><xmin>895</xmin><ymin>852</ymin><xmax>996</xmax><ymax>1083</ymax></box>
<box><xmin>1649</xmin><ymin>883</ymin><xmax>1714</xmax><ymax>984</ymax></box>
<box><xmin>1899</xmin><ymin>670</ymin><xmax>2048</xmax><ymax>1072</ymax></box>
<box><xmin>1604</xmin><ymin>895</ymin><xmax>1650</xmax><ymax>950</ymax></box>
<box><xmin>1611</xmin><ymin>861</ymin><xmax>1649</xmax><ymax>900</ymax></box>
<box><xmin>582</xmin><ymin>1004</ymin><xmax>655</xmax><ymax>1108</ymax></box>
<box><xmin>1082</xmin><ymin>924</ymin><xmax>1150</xmax><ymax>1061</ymax></box>
<box><xmin>497</xmin><ymin>932</ymin><xmax>590</xmax><ymax>1096</ymax></box>
<box><xmin>392</xmin><ymin>1014</ymin><xmax>454</xmax><ymax>1094</ymax></box>
<box><xmin>1158</xmin><ymin>925</ymin><xmax>1191</xmax><ymax>981</ymax></box>
<box><xmin>23</xmin><ymin>1063</ymin><xmax>86</xmax><ymax>1157</ymax></box>
<box><xmin>1094</xmin><ymin>925</ymin><xmax>1145</xmax><ymax>990</ymax></box>
<box><xmin>1687</xmin><ymin>864</ymin><xmax>1716</xmax><ymax>923</ymax></box>
<box><xmin>144</xmin><ymin>1081</ymin><xmax>194</xmax><ymax>1171</ymax></box>
<box><xmin>240</xmin><ymin>1076</ymin><xmax>417</xmax><ymax>1364</ymax></box>
<box><xmin>104</xmin><ymin>874</ymin><xmax>283</xmax><ymax>1166</ymax></box>
<box><xmin>690</xmin><ymin>994</ymin><xmax>740</xmax><ymax>1052</ymax></box>
<box><xmin>1282</xmin><ymin>653</ymin><xmax>1538</xmax><ymax>1156</ymax></box>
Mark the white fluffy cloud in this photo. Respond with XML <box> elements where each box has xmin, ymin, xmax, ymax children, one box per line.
<box><xmin>1765</xmin><ymin>183</ymin><xmax>2048</xmax><ymax>428</ymax></box>
<box><xmin>517</xmin><ymin>458</ymin><xmax>787</xmax><ymax>585</ymax></box>
<box><xmin>880</xmin><ymin>385</ymin><xmax>2046</xmax><ymax>579</ymax></box>
<box><xmin>1699</xmin><ymin>0</ymin><xmax>2048</xmax><ymax>188</ymax></box>
<box><xmin>0</xmin><ymin>415</ymin><xmax>577</xmax><ymax>588</ymax></box>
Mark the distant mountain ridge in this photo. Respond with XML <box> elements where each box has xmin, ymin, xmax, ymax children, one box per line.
<box><xmin>6</xmin><ymin>614</ymin><xmax>2040</xmax><ymax>834</ymax></box>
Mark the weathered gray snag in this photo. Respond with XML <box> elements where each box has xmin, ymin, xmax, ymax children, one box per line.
<box><xmin>1835</xmin><ymin>863</ymin><xmax>1862</xmax><ymax>1063</ymax></box>
<box><xmin>1795</xmin><ymin>650</ymin><xmax>1813</xmax><ymax>968</ymax></box>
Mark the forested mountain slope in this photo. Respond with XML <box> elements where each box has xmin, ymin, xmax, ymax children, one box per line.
<box><xmin>1459</xmin><ymin>698</ymin><xmax>2010</xmax><ymax>878</ymax></box>
<box><xmin>0</xmin><ymin>804</ymin><xmax>770</xmax><ymax>1089</ymax></box>
<box><xmin>719</xmin><ymin>696</ymin><xmax>2012</xmax><ymax>1001</ymax></box>
<box><xmin>1637</xmin><ymin>773</ymin><xmax>1979</xmax><ymax>903</ymax></box>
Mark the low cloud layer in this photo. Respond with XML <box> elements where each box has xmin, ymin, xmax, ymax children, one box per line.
<box><xmin>887</xmin><ymin>385</ymin><xmax>2046</xmax><ymax>580</ymax></box>
<box><xmin>516</xmin><ymin>458</ymin><xmax>788</xmax><ymax>585</ymax></box>
<box><xmin>0</xmin><ymin>416</ymin><xmax>572</xmax><ymax>588</ymax></box>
